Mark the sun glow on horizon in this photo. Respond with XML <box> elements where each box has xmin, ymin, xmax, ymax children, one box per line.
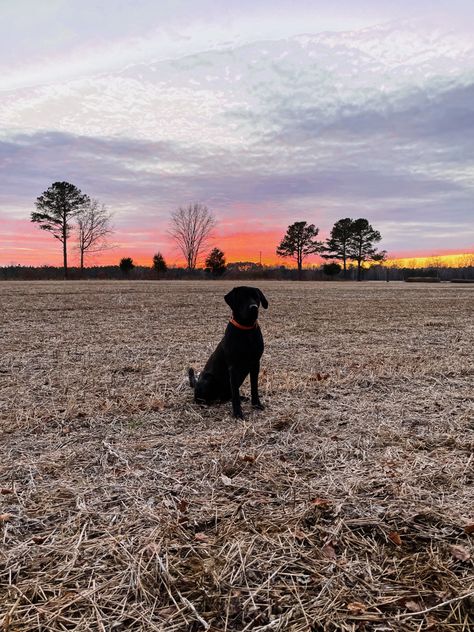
<box><xmin>385</xmin><ymin>253</ymin><xmax>474</xmax><ymax>269</ymax></box>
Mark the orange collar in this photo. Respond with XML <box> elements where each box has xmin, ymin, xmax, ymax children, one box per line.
<box><xmin>229</xmin><ymin>318</ymin><xmax>259</xmax><ymax>331</ymax></box>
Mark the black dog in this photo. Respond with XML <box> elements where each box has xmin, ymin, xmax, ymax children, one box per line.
<box><xmin>189</xmin><ymin>286</ymin><xmax>268</xmax><ymax>419</ymax></box>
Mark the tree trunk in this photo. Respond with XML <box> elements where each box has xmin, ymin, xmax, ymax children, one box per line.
<box><xmin>63</xmin><ymin>236</ymin><xmax>68</xmax><ymax>279</ymax></box>
<box><xmin>357</xmin><ymin>242</ymin><xmax>362</xmax><ymax>281</ymax></box>
<box><xmin>62</xmin><ymin>211</ymin><xmax>68</xmax><ymax>280</ymax></box>
<box><xmin>80</xmin><ymin>248</ymin><xmax>84</xmax><ymax>274</ymax></box>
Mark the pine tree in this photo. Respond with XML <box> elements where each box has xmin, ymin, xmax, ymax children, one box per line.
<box><xmin>347</xmin><ymin>219</ymin><xmax>386</xmax><ymax>281</ymax></box>
<box><xmin>276</xmin><ymin>221</ymin><xmax>322</xmax><ymax>280</ymax></box>
<box><xmin>152</xmin><ymin>252</ymin><xmax>168</xmax><ymax>277</ymax></box>
<box><xmin>321</xmin><ymin>218</ymin><xmax>354</xmax><ymax>276</ymax></box>
<box><xmin>31</xmin><ymin>181</ymin><xmax>89</xmax><ymax>279</ymax></box>
<box><xmin>205</xmin><ymin>248</ymin><xmax>226</xmax><ymax>277</ymax></box>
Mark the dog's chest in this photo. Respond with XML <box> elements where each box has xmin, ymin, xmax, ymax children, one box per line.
<box><xmin>225</xmin><ymin>330</ymin><xmax>264</xmax><ymax>363</ymax></box>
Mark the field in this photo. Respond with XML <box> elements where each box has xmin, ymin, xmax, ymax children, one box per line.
<box><xmin>1</xmin><ymin>280</ymin><xmax>473</xmax><ymax>632</ymax></box>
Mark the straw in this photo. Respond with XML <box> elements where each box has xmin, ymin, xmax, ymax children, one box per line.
<box><xmin>1</xmin><ymin>280</ymin><xmax>473</xmax><ymax>631</ymax></box>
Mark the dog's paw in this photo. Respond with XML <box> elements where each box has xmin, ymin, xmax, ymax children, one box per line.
<box><xmin>252</xmin><ymin>401</ymin><xmax>265</xmax><ymax>411</ymax></box>
<box><xmin>233</xmin><ymin>409</ymin><xmax>245</xmax><ymax>419</ymax></box>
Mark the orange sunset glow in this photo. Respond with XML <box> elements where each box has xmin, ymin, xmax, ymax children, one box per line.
<box><xmin>385</xmin><ymin>253</ymin><xmax>474</xmax><ymax>270</ymax></box>
<box><xmin>1</xmin><ymin>212</ymin><xmax>472</xmax><ymax>269</ymax></box>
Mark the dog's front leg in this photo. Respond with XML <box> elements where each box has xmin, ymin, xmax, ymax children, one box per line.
<box><xmin>250</xmin><ymin>362</ymin><xmax>264</xmax><ymax>410</ymax></box>
<box><xmin>229</xmin><ymin>366</ymin><xmax>244</xmax><ymax>419</ymax></box>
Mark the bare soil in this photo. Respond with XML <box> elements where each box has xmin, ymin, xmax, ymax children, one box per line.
<box><xmin>1</xmin><ymin>280</ymin><xmax>473</xmax><ymax>631</ymax></box>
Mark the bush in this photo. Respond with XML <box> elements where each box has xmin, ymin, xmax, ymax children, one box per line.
<box><xmin>119</xmin><ymin>258</ymin><xmax>135</xmax><ymax>275</ymax></box>
<box><xmin>322</xmin><ymin>262</ymin><xmax>342</xmax><ymax>277</ymax></box>
<box><xmin>152</xmin><ymin>253</ymin><xmax>167</xmax><ymax>276</ymax></box>
<box><xmin>205</xmin><ymin>248</ymin><xmax>226</xmax><ymax>277</ymax></box>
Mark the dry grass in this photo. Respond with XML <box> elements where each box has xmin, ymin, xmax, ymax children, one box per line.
<box><xmin>0</xmin><ymin>280</ymin><xmax>473</xmax><ymax>632</ymax></box>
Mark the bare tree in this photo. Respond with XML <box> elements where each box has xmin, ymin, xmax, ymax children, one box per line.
<box><xmin>76</xmin><ymin>199</ymin><xmax>114</xmax><ymax>271</ymax></box>
<box><xmin>169</xmin><ymin>203</ymin><xmax>216</xmax><ymax>269</ymax></box>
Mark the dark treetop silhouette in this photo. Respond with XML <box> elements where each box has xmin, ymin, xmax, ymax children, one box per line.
<box><xmin>276</xmin><ymin>221</ymin><xmax>323</xmax><ymax>279</ymax></box>
<box><xmin>119</xmin><ymin>257</ymin><xmax>135</xmax><ymax>275</ymax></box>
<box><xmin>31</xmin><ymin>181</ymin><xmax>90</xmax><ymax>279</ymax></box>
<box><xmin>322</xmin><ymin>217</ymin><xmax>355</xmax><ymax>276</ymax></box>
<box><xmin>152</xmin><ymin>252</ymin><xmax>168</xmax><ymax>276</ymax></box>
<box><xmin>347</xmin><ymin>218</ymin><xmax>386</xmax><ymax>281</ymax></box>
<box><xmin>205</xmin><ymin>248</ymin><xmax>227</xmax><ymax>277</ymax></box>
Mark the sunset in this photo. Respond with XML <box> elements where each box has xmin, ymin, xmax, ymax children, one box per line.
<box><xmin>1</xmin><ymin>0</ymin><xmax>473</xmax><ymax>267</ymax></box>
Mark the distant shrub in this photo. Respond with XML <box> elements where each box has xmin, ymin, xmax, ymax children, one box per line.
<box><xmin>119</xmin><ymin>257</ymin><xmax>135</xmax><ymax>275</ymax></box>
<box><xmin>205</xmin><ymin>248</ymin><xmax>226</xmax><ymax>277</ymax></box>
<box><xmin>405</xmin><ymin>277</ymin><xmax>440</xmax><ymax>283</ymax></box>
<box><xmin>322</xmin><ymin>262</ymin><xmax>342</xmax><ymax>277</ymax></box>
<box><xmin>152</xmin><ymin>253</ymin><xmax>167</xmax><ymax>277</ymax></box>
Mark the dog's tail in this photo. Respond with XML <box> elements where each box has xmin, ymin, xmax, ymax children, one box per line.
<box><xmin>188</xmin><ymin>367</ymin><xmax>197</xmax><ymax>389</ymax></box>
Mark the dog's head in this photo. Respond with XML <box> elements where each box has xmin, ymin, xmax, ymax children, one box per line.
<box><xmin>224</xmin><ymin>286</ymin><xmax>268</xmax><ymax>324</ymax></box>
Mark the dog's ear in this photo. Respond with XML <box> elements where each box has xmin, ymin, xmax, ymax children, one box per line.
<box><xmin>224</xmin><ymin>288</ymin><xmax>236</xmax><ymax>310</ymax></box>
<box><xmin>257</xmin><ymin>289</ymin><xmax>268</xmax><ymax>309</ymax></box>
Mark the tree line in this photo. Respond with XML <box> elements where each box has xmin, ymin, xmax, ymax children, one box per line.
<box><xmin>276</xmin><ymin>219</ymin><xmax>385</xmax><ymax>280</ymax></box>
<box><xmin>28</xmin><ymin>180</ymin><xmax>385</xmax><ymax>280</ymax></box>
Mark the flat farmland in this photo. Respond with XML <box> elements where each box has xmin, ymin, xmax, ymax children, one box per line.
<box><xmin>0</xmin><ymin>280</ymin><xmax>473</xmax><ymax>632</ymax></box>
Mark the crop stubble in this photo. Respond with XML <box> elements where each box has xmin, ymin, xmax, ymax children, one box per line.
<box><xmin>0</xmin><ymin>280</ymin><xmax>473</xmax><ymax>631</ymax></box>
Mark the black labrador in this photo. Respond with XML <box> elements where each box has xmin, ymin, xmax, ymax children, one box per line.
<box><xmin>189</xmin><ymin>286</ymin><xmax>268</xmax><ymax>418</ymax></box>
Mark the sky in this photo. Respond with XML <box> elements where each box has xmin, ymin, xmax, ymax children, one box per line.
<box><xmin>1</xmin><ymin>0</ymin><xmax>473</xmax><ymax>267</ymax></box>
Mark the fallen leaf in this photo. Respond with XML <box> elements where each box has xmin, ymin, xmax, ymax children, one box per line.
<box><xmin>450</xmin><ymin>544</ymin><xmax>471</xmax><ymax>561</ymax></box>
<box><xmin>240</xmin><ymin>455</ymin><xmax>256</xmax><ymax>463</ymax></box>
<box><xmin>311</xmin><ymin>497</ymin><xmax>331</xmax><ymax>508</ymax></box>
<box><xmin>404</xmin><ymin>600</ymin><xmax>421</xmax><ymax>612</ymax></box>
<box><xmin>321</xmin><ymin>544</ymin><xmax>337</xmax><ymax>559</ymax></box>
<box><xmin>0</xmin><ymin>514</ymin><xmax>14</xmax><ymax>523</ymax></box>
<box><xmin>464</xmin><ymin>524</ymin><xmax>474</xmax><ymax>535</ymax></box>
<box><xmin>221</xmin><ymin>474</ymin><xmax>233</xmax><ymax>486</ymax></box>
<box><xmin>388</xmin><ymin>531</ymin><xmax>402</xmax><ymax>546</ymax></box>
<box><xmin>0</xmin><ymin>488</ymin><xmax>13</xmax><ymax>495</ymax></box>
<box><xmin>316</xmin><ymin>372</ymin><xmax>330</xmax><ymax>381</ymax></box>
<box><xmin>194</xmin><ymin>532</ymin><xmax>209</xmax><ymax>542</ymax></box>
<box><xmin>347</xmin><ymin>601</ymin><xmax>367</xmax><ymax>613</ymax></box>
<box><xmin>31</xmin><ymin>535</ymin><xmax>46</xmax><ymax>544</ymax></box>
<box><xmin>176</xmin><ymin>499</ymin><xmax>188</xmax><ymax>513</ymax></box>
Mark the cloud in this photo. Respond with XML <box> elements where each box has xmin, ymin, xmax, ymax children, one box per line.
<box><xmin>1</xmin><ymin>21</ymin><xmax>474</xmax><ymax>264</ymax></box>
